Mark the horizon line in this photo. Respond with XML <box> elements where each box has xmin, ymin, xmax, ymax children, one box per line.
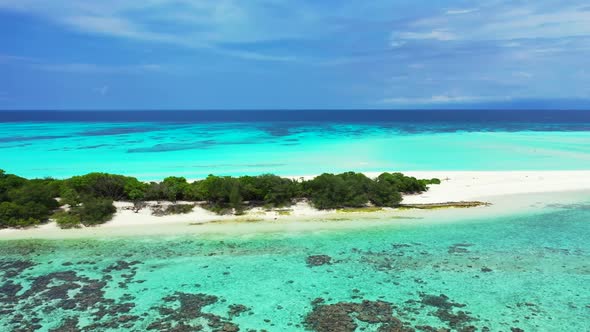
<box><xmin>1</xmin><ymin>109</ymin><xmax>590</xmax><ymax>112</ymax></box>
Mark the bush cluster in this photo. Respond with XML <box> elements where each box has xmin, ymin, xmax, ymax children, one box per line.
<box><xmin>0</xmin><ymin>170</ymin><xmax>60</xmax><ymax>227</ymax></box>
<box><xmin>152</xmin><ymin>204</ymin><xmax>195</xmax><ymax>217</ymax></box>
<box><xmin>0</xmin><ymin>169</ymin><xmax>439</xmax><ymax>228</ymax></box>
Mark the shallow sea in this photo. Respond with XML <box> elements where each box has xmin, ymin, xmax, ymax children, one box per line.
<box><xmin>0</xmin><ymin>199</ymin><xmax>589</xmax><ymax>331</ymax></box>
<box><xmin>1</xmin><ymin>110</ymin><xmax>590</xmax><ymax>179</ymax></box>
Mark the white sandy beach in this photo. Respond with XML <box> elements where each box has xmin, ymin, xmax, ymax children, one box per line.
<box><xmin>398</xmin><ymin>170</ymin><xmax>590</xmax><ymax>204</ymax></box>
<box><xmin>1</xmin><ymin>170</ymin><xmax>589</xmax><ymax>239</ymax></box>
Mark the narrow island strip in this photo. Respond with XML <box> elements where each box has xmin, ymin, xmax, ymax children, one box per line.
<box><xmin>0</xmin><ymin>169</ymin><xmax>446</xmax><ymax>230</ymax></box>
<box><xmin>2</xmin><ymin>169</ymin><xmax>590</xmax><ymax>235</ymax></box>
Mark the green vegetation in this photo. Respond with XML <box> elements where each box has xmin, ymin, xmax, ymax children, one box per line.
<box><xmin>376</xmin><ymin>172</ymin><xmax>439</xmax><ymax>194</ymax></box>
<box><xmin>304</xmin><ymin>172</ymin><xmax>373</xmax><ymax>209</ymax></box>
<box><xmin>53</xmin><ymin>197</ymin><xmax>117</xmax><ymax>228</ymax></box>
<box><xmin>51</xmin><ymin>211</ymin><xmax>82</xmax><ymax>229</ymax></box>
<box><xmin>0</xmin><ymin>170</ymin><xmax>60</xmax><ymax>227</ymax></box>
<box><xmin>0</xmin><ymin>169</ymin><xmax>439</xmax><ymax>229</ymax></box>
<box><xmin>152</xmin><ymin>204</ymin><xmax>195</xmax><ymax>217</ymax></box>
<box><xmin>64</xmin><ymin>172</ymin><xmax>146</xmax><ymax>201</ymax></box>
<box><xmin>73</xmin><ymin>197</ymin><xmax>117</xmax><ymax>226</ymax></box>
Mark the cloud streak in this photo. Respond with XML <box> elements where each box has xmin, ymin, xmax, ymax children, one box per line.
<box><xmin>403</xmin><ymin>2</ymin><xmax>590</xmax><ymax>42</ymax></box>
<box><xmin>445</xmin><ymin>8</ymin><xmax>479</xmax><ymax>15</ymax></box>
<box><xmin>379</xmin><ymin>95</ymin><xmax>512</xmax><ymax>105</ymax></box>
<box><xmin>1</xmin><ymin>0</ymin><xmax>590</xmax><ymax>108</ymax></box>
<box><xmin>34</xmin><ymin>63</ymin><xmax>165</xmax><ymax>74</ymax></box>
<box><xmin>93</xmin><ymin>86</ymin><xmax>109</xmax><ymax>96</ymax></box>
<box><xmin>0</xmin><ymin>0</ymin><xmax>312</xmax><ymax>62</ymax></box>
<box><xmin>0</xmin><ymin>53</ymin><xmax>169</xmax><ymax>75</ymax></box>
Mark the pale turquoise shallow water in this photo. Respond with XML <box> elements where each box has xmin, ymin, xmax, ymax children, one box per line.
<box><xmin>1</xmin><ymin>122</ymin><xmax>590</xmax><ymax>179</ymax></box>
<box><xmin>1</xmin><ymin>201</ymin><xmax>589</xmax><ymax>331</ymax></box>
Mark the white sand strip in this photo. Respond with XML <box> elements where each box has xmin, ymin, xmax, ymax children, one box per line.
<box><xmin>1</xmin><ymin>170</ymin><xmax>589</xmax><ymax>239</ymax></box>
<box><xmin>400</xmin><ymin>170</ymin><xmax>590</xmax><ymax>204</ymax></box>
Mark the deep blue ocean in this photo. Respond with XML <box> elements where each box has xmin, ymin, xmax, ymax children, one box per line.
<box><xmin>2</xmin><ymin>109</ymin><xmax>590</xmax><ymax>127</ymax></box>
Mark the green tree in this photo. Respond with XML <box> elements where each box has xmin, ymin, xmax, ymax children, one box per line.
<box><xmin>368</xmin><ymin>180</ymin><xmax>402</xmax><ymax>207</ymax></box>
<box><xmin>0</xmin><ymin>201</ymin><xmax>42</xmax><ymax>228</ymax></box>
<box><xmin>60</xmin><ymin>187</ymin><xmax>81</xmax><ymax>207</ymax></box>
<box><xmin>200</xmin><ymin>175</ymin><xmax>233</xmax><ymax>205</ymax></box>
<box><xmin>377</xmin><ymin>172</ymin><xmax>427</xmax><ymax>194</ymax></box>
<box><xmin>161</xmin><ymin>176</ymin><xmax>189</xmax><ymax>202</ymax></box>
<box><xmin>237</xmin><ymin>174</ymin><xmax>297</xmax><ymax>207</ymax></box>
<box><xmin>185</xmin><ymin>181</ymin><xmax>207</xmax><ymax>201</ymax></box>
<box><xmin>52</xmin><ymin>211</ymin><xmax>82</xmax><ymax>229</ymax></box>
<box><xmin>74</xmin><ymin>197</ymin><xmax>116</xmax><ymax>226</ymax></box>
<box><xmin>304</xmin><ymin>172</ymin><xmax>373</xmax><ymax>209</ymax></box>
<box><xmin>144</xmin><ymin>182</ymin><xmax>165</xmax><ymax>201</ymax></box>
<box><xmin>229</xmin><ymin>183</ymin><xmax>244</xmax><ymax>214</ymax></box>
<box><xmin>66</xmin><ymin>173</ymin><xmax>127</xmax><ymax>199</ymax></box>
<box><xmin>8</xmin><ymin>181</ymin><xmax>59</xmax><ymax>210</ymax></box>
<box><xmin>0</xmin><ymin>170</ymin><xmax>27</xmax><ymax>202</ymax></box>
<box><xmin>124</xmin><ymin>177</ymin><xmax>148</xmax><ymax>201</ymax></box>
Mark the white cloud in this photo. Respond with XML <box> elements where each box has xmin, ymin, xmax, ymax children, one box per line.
<box><xmin>398</xmin><ymin>29</ymin><xmax>457</xmax><ymax>41</ymax></box>
<box><xmin>4</xmin><ymin>0</ymin><xmax>589</xmax><ymax>65</ymax></box>
<box><xmin>380</xmin><ymin>95</ymin><xmax>512</xmax><ymax>105</ymax></box>
<box><xmin>390</xmin><ymin>40</ymin><xmax>406</xmax><ymax>48</ymax></box>
<box><xmin>0</xmin><ymin>54</ymin><xmax>35</xmax><ymax>63</ymax></box>
<box><xmin>0</xmin><ymin>52</ymin><xmax>174</xmax><ymax>75</ymax></box>
<box><xmin>479</xmin><ymin>7</ymin><xmax>590</xmax><ymax>40</ymax></box>
<box><xmin>502</xmin><ymin>42</ymin><xmax>521</xmax><ymax>48</ymax></box>
<box><xmin>94</xmin><ymin>86</ymin><xmax>109</xmax><ymax>96</ymax></box>
<box><xmin>446</xmin><ymin>8</ymin><xmax>478</xmax><ymax>15</ymax></box>
<box><xmin>388</xmin><ymin>75</ymin><xmax>409</xmax><ymax>81</ymax></box>
<box><xmin>0</xmin><ymin>0</ymin><xmax>315</xmax><ymax>61</ymax></box>
<box><xmin>34</xmin><ymin>63</ymin><xmax>165</xmax><ymax>74</ymax></box>
<box><xmin>60</xmin><ymin>15</ymin><xmax>178</xmax><ymax>43</ymax></box>
<box><xmin>512</xmin><ymin>71</ymin><xmax>533</xmax><ymax>78</ymax></box>
<box><xmin>2</xmin><ymin>0</ymin><xmax>590</xmax><ymax>107</ymax></box>
<box><xmin>405</xmin><ymin>2</ymin><xmax>590</xmax><ymax>42</ymax></box>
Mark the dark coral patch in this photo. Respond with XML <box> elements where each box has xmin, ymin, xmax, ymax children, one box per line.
<box><xmin>304</xmin><ymin>298</ymin><xmax>415</xmax><ymax>332</ymax></box>
<box><xmin>420</xmin><ymin>294</ymin><xmax>466</xmax><ymax>310</ymax></box>
<box><xmin>0</xmin><ymin>259</ymin><xmax>36</xmax><ymax>279</ymax></box>
<box><xmin>306</xmin><ymin>255</ymin><xmax>332</xmax><ymax>267</ymax></box>
<box><xmin>146</xmin><ymin>292</ymin><xmax>241</xmax><ymax>331</ymax></box>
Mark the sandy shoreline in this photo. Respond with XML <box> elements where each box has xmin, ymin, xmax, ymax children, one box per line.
<box><xmin>397</xmin><ymin>170</ymin><xmax>590</xmax><ymax>203</ymax></box>
<box><xmin>1</xmin><ymin>170</ymin><xmax>589</xmax><ymax>240</ymax></box>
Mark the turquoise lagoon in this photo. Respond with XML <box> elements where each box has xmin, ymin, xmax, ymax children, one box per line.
<box><xmin>0</xmin><ymin>195</ymin><xmax>589</xmax><ymax>331</ymax></box>
<box><xmin>0</xmin><ymin>121</ymin><xmax>589</xmax><ymax>179</ymax></box>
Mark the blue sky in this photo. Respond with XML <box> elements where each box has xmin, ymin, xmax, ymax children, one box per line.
<box><xmin>1</xmin><ymin>0</ymin><xmax>590</xmax><ymax>110</ymax></box>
